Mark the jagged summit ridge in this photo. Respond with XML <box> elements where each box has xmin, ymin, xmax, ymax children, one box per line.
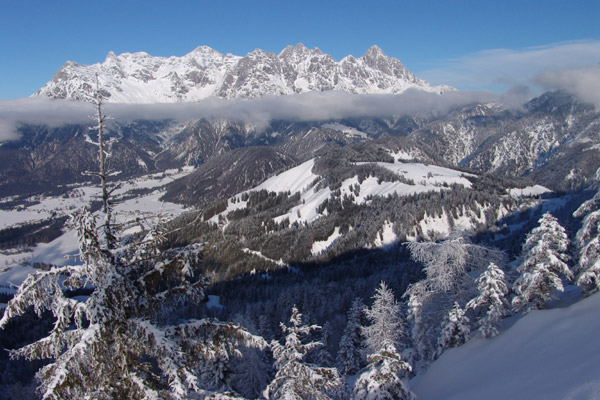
<box><xmin>33</xmin><ymin>44</ymin><xmax>453</xmax><ymax>103</ymax></box>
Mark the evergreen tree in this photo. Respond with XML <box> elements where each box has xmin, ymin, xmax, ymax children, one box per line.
<box><xmin>512</xmin><ymin>212</ymin><xmax>572</xmax><ymax>312</ymax></box>
<box><xmin>405</xmin><ymin>291</ymin><xmax>428</xmax><ymax>369</ymax></box>
<box><xmin>0</xmin><ymin>84</ymin><xmax>265</xmax><ymax>400</ymax></box>
<box><xmin>86</xmin><ymin>73</ymin><xmax>116</xmax><ymax>249</ymax></box>
<box><xmin>316</xmin><ymin>321</ymin><xmax>334</xmax><ymax>367</ymax></box>
<box><xmin>362</xmin><ymin>282</ymin><xmax>403</xmax><ymax>355</ymax></box>
<box><xmin>336</xmin><ymin>298</ymin><xmax>365</xmax><ymax>376</ymax></box>
<box><xmin>573</xmin><ymin>190</ymin><xmax>600</xmax><ymax>295</ymax></box>
<box><xmin>352</xmin><ymin>342</ymin><xmax>414</xmax><ymax>400</ymax></box>
<box><xmin>404</xmin><ymin>232</ymin><xmax>503</xmax><ymax>370</ymax></box>
<box><xmin>466</xmin><ymin>262</ymin><xmax>510</xmax><ymax>338</ymax></box>
<box><xmin>406</xmin><ymin>232</ymin><xmax>504</xmax><ymax>296</ymax></box>
<box><xmin>264</xmin><ymin>306</ymin><xmax>342</xmax><ymax>400</ymax></box>
<box><xmin>436</xmin><ymin>302</ymin><xmax>470</xmax><ymax>358</ymax></box>
<box><xmin>258</xmin><ymin>314</ymin><xmax>274</xmax><ymax>341</ymax></box>
<box><xmin>228</xmin><ymin>345</ymin><xmax>272</xmax><ymax>399</ymax></box>
<box><xmin>0</xmin><ymin>213</ymin><xmax>265</xmax><ymax>399</ymax></box>
<box><xmin>354</xmin><ymin>282</ymin><xmax>414</xmax><ymax>400</ymax></box>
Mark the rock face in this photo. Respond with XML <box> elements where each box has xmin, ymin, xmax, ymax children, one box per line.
<box><xmin>33</xmin><ymin>44</ymin><xmax>452</xmax><ymax>103</ymax></box>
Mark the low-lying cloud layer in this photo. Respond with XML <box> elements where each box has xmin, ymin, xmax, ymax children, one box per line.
<box><xmin>0</xmin><ymin>89</ymin><xmax>525</xmax><ymax>142</ymax></box>
<box><xmin>534</xmin><ymin>66</ymin><xmax>600</xmax><ymax>106</ymax></box>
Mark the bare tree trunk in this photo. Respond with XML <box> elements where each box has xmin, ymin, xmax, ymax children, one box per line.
<box><xmin>94</xmin><ymin>74</ymin><xmax>115</xmax><ymax>249</ymax></box>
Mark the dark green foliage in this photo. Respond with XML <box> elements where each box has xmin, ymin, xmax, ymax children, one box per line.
<box><xmin>0</xmin><ymin>308</ymin><xmax>54</xmax><ymax>400</ymax></box>
<box><xmin>0</xmin><ymin>216</ymin><xmax>68</xmax><ymax>249</ymax></box>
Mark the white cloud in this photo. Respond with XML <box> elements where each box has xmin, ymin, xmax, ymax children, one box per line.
<box><xmin>0</xmin><ymin>89</ymin><xmax>527</xmax><ymax>142</ymax></box>
<box><xmin>534</xmin><ymin>66</ymin><xmax>600</xmax><ymax>105</ymax></box>
<box><xmin>420</xmin><ymin>40</ymin><xmax>600</xmax><ymax>91</ymax></box>
<box><xmin>0</xmin><ymin>97</ymin><xmax>91</xmax><ymax>142</ymax></box>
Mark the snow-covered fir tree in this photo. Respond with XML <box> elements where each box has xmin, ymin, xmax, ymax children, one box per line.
<box><xmin>407</xmin><ymin>231</ymin><xmax>478</xmax><ymax>292</ymax></box>
<box><xmin>259</xmin><ymin>314</ymin><xmax>274</xmax><ymax>341</ymax></box>
<box><xmin>85</xmin><ymin>73</ymin><xmax>117</xmax><ymax>249</ymax></box>
<box><xmin>336</xmin><ymin>298</ymin><xmax>365</xmax><ymax>376</ymax></box>
<box><xmin>316</xmin><ymin>321</ymin><xmax>334</xmax><ymax>367</ymax></box>
<box><xmin>226</xmin><ymin>314</ymin><xmax>272</xmax><ymax>398</ymax></box>
<box><xmin>512</xmin><ymin>212</ymin><xmax>573</xmax><ymax>313</ymax></box>
<box><xmin>361</xmin><ymin>282</ymin><xmax>403</xmax><ymax>356</ymax></box>
<box><xmin>0</xmin><ymin>212</ymin><xmax>266</xmax><ymax>399</ymax></box>
<box><xmin>404</xmin><ymin>292</ymin><xmax>427</xmax><ymax>370</ymax></box>
<box><xmin>436</xmin><ymin>302</ymin><xmax>470</xmax><ymax>358</ymax></box>
<box><xmin>573</xmin><ymin>189</ymin><xmax>600</xmax><ymax>295</ymax></box>
<box><xmin>466</xmin><ymin>262</ymin><xmax>510</xmax><ymax>338</ymax></box>
<box><xmin>0</xmin><ymin>86</ymin><xmax>265</xmax><ymax>399</ymax></box>
<box><xmin>264</xmin><ymin>305</ymin><xmax>342</xmax><ymax>400</ymax></box>
<box><xmin>352</xmin><ymin>342</ymin><xmax>415</xmax><ymax>400</ymax></box>
<box><xmin>228</xmin><ymin>345</ymin><xmax>272</xmax><ymax>399</ymax></box>
<box><xmin>404</xmin><ymin>232</ymin><xmax>503</xmax><ymax>369</ymax></box>
<box><xmin>353</xmin><ymin>282</ymin><xmax>414</xmax><ymax>400</ymax></box>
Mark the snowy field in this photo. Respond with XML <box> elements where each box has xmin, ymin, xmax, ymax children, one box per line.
<box><xmin>0</xmin><ymin>167</ymin><xmax>194</xmax><ymax>295</ymax></box>
<box><xmin>412</xmin><ymin>290</ymin><xmax>600</xmax><ymax>400</ymax></box>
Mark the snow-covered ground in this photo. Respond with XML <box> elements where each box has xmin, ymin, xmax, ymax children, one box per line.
<box><xmin>322</xmin><ymin>123</ymin><xmax>369</xmax><ymax>139</ymax></box>
<box><xmin>0</xmin><ymin>208</ymin><xmax>54</xmax><ymax>229</ymax></box>
<box><xmin>372</xmin><ymin>221</ymin><xmax>396</xmax><ymax>248</ymax></box>
<box><xmin>241</xmin><ymin>248</ymin><xmax>286</xmax><ymax>268</ymax></box>
<box><xmin>212</xmin><ymin>158</ymin><xmax>474</xmax><ymax>228</ymax></box>
<box><xmin>0</xmin><ymin>168</ymin><xmax>193</xmax><ymax>293</ymax></box>
<box><xmin>2</xmin><ymin>168</ymin><xmax>192</xmax><ymax>230</ymax></box>
<box><xmin>311</xmin><ymin>227</ymin><xmax>343</xmax><ymax>255</ymax></box>
<box><xmin>509</xmin><ymin>185</ymin><xmax>550</xmax><ymax>198</ymax></box>
<box><xmin>412</xmin><ymin>291</ymin><xmax>600</xmax><ymax>400</ymax></box>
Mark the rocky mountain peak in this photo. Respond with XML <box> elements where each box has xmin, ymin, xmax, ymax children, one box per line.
<box><xmin>362</xmin><ymin>44</ymin><xmax>385</xmax><ymax>59</ymax></box>
<box><xmin>104</xmin><ymin>51</ymin><xmax>118</xmax><ymax>62</ymax></box>
<box><xmin>33</xmin><ymin>45</ymin><xmax>453</xmax><ymax>103</ymax></box>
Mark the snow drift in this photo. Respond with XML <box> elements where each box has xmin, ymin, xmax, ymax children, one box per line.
<box><xmin>412</xmin><ymin>291</ymin><xmax>600</xmax><ymax>400</ymax></box>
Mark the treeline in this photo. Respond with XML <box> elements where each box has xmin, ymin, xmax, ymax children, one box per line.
<box><xmin>0</xmin><ymin>216</ymin><xmax>67</xmax><ymax>250</ymax></box>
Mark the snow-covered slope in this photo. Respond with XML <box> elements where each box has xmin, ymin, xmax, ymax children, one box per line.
<box><xmin>408</xmin><ymin>91</ymin><xmax>600</xmax><ymax>191</ymax></box>
<box><xmin>33</xmin><ymin>44</ymin><xmax>452</xmax><ymax>103</ymax></box>
<box><xmin>412</xmin><ymin>291</ymin><xmax>600</xmax><ymax>400</ymax></box>
<box><xmin>211</xmin><ymin>157</ymin><xmax>473</xmax><ymax>229</ymax></box>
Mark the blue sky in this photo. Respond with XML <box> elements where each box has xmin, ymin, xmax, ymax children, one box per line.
<box><xmin>1</xmin><ymin>0</ymin><xmax>599</xmax><ymax>99</ymax></box>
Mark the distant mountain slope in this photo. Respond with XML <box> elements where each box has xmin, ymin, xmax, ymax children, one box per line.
<box><xmin>408</xmin><ymin>91</ymin><xmax>600</xmax><ymax>191</ymax></box>
<box><xmin>33</xmin><ymin>44</ymin><xmax>452</xmax><ymax>103</ymax></box>
<box><xmin>162</xmin><ymin>146</ymin><xmax>298</xmax><ymax>206</ymax></box>
<box><xmin>3</xmin><ymin>91</ymin><xmax>599</xmax><ymax>200</ymax></box>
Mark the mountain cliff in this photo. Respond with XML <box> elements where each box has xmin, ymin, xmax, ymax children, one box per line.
<box><xmin>33</xmin><ymin>44</ymin><xmax>452</xmax><ymax>103</ymax></box>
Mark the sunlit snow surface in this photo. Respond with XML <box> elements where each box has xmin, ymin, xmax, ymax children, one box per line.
<box><xmin>214</xmin><ymin>158</ymin><xmax>474</xmax><ymax>229</ymax></box>
<box><xmin>509</xmin><ymin>184</ymin><xmax>551</xmax><ymax>197</ymax></box>
<box><xmin>311</xmin><ymin>227</ymin><xmax>343</xmax><ymax>256</ymax></box>
<box><xmin>1</xmin><ymin>168</ymin><xmax>192</xmax><ymax>230</ymax></box>
<box><xmin>412</xmin><ymin>291</ymin><xmax>600</xmax><ymax>400</ymax></box>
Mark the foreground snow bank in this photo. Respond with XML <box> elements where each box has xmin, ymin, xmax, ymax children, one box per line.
<box><xmin>412</xmin><ymin>292</ymin><xmax>600</xmax><ymax>400</ymax></box>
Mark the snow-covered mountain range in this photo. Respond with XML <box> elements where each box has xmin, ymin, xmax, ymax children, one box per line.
<box><xmin>3</xmin><ymin>41</ymin><xmax>600</xmax><ymax>399</ymax></box>
<box><xmin>33</xmin><ymin>44</ymin><xmax>453</xmax><ymax>103</ymax></box>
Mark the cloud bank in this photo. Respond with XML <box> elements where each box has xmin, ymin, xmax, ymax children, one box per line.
<box><xmin>420</xmin><ymin>40</ymin><xmax>600</xmax><ymax>91</ymax></box>
<box><xmin>534</xmin><ymin>66</ymin><xmax>600</xmax><ymax>106</ymax></box>
<box><xmin>0</xmin><ymin>89</ymin><xmax>526</xmax><ymax>142</ymax></box>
